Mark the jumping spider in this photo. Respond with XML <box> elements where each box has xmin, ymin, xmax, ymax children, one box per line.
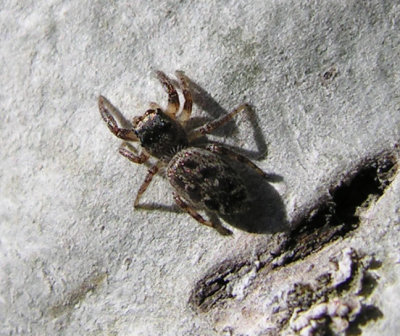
<box><xmin>99</xmin><ymin>70</ymin><xmax>268</xmax><ymax>235</ymax></box>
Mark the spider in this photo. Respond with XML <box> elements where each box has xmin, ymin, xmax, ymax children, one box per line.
<box><xmin>98</xmin><ymin>70</ymin><xmax>268</xmax><ymax>235</ymax></box>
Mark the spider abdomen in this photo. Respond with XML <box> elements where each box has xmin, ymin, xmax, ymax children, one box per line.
<box><xmin>167</xmin><ymin>147</ymin><xmax>249</xmax><ymax>215</ymax></box>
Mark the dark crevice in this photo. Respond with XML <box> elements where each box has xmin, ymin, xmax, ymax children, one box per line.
<box><xmin>189</xmin><ymin>261</ymin><xmax>252</xmax><ymax>311</ymax></box>
<box><xmin>190</xmin><ymin>151</ymin><xmax>398</xmax><ymax>312</ymax></box>
<box><xmin>331</xmin><ymin>157</ymin><xmax>395</xmax><ymax>224</ymax></box>
<box><xmin>357</xmin><ymin>272</ymin><xmax>379</xmax><ymax>298</ymax></box>
<box><xmin>347</xmin><ymin>304</ymin><xmax>384</xmax><ymax>335</ymax></box>
<box><xmin>276</xmin><ymin>152</ymin><xmax>397</xmax><ymax>265</ymax></box>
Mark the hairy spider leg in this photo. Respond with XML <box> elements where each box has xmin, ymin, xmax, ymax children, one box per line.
<box><xmin>155</xmin><ymin>71</ymin><xmax>180</xmax><ymax>118</ymax></box>
<box><xmin>98</xmin><ymin>96</ymin><xmax>138</xmax><ymax>141</ymax></box>
<box><xmin>118</xmin><ymin>142</ymin><xmax>161</xmax><ymax>207</ymax></box>
<box><xmin>173</xmin><ymin>192</ymin><xmax>232</xmax><ymax>236</ymax></box>
<box><xmin>175</xmin><ymin>70</ymin><xmax>193</xmax><ymax>124</ymax></box>
<box><xmin>188</xmin><ymin>103</ymin><xmax>249</xmax><ymax>140</ymax></box>
<box><xmin>119</xmin><ymin>142</ymin><xmax>151</xmax><ymax>166</ymax></box>
<box><xmin>134</xmin><ymin>162</ymin><xmax>162</xmax><ymax>207</ymax></box>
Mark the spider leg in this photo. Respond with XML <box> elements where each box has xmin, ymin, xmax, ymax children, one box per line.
<box><xmin>119</xmin><ymin>143</ymin><xmax>160</xmax><ymax>207</ymax></box>
<box><xmin>155</xmin><ymin>71</ymin><xmax>180</xmax><ymax>118</ymax></box>
<box><xmin>134</xmin><ymin>162</ymin><xmax>162</xmax><ymax>207</ymax></box>
<box><xmin>188</xmin><ymin>103</ymin><xmax>249</xmax><ymax>140</ymax></box>
<box><xmin>98</xmin><ymin>96</ymin><xmax>138</xmax><ymax>141</ymax></box>
<box><xmin>173</xmin><ymin>192</ymin><xmax>232</xmax><ymax>236</ymax></box>
<box><xmin>205</xmin><ymin>144</ymin><xmax>268</xmax><ymax>179</ymax></box>
<box><xmin>175</xmin><ymin>71</ymin><xmax>193</xmax><ymax>124</ymax></box>
<box><xmin>119</xmin><ymin>142</ymin><xmax>151</xmax><ymax>166</ymax></box>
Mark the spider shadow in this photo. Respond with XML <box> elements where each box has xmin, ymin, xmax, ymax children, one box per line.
<box><xmin>182</xmin><ymin>75</ymin><xmax>268</xmax><ymax>161</ymax></box>
<box><xmin>138</xmin><ymin>151</ymin><xmax>288</xmax><ymax>234</ymax></box>
<box><xmin>182</xmin><ymin>76</ymin><xmax>286</xmax><ymax>233</ymax></box>
<box><xmin>219</xmin><ymin>155</ymin><xmax>288</xmax><ymax>234</ymax></box>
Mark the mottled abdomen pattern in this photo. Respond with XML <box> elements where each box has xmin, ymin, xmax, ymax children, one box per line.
<box><xmin>167</xmin><ymin>147</ymin><xmax>249</xmax><ymax>215</ymax></box>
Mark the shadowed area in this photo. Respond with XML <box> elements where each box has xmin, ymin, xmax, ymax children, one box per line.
<box><xmin>218</xmin><ymin>152</ymin><xmax>287</xmax><ymax>234</ymax></box>
<box><xmin>183</xmin><ymin>76</ymin><xmax>268</xmax><ymax>161</ymax></box>
<box><xmin>136</xmin><ymin>159</ymin><xmax>287</xmax><ymax>235</ymax></box>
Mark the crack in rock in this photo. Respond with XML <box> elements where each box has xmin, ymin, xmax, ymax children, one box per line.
<box><xmin>189</xmin><ymin>151</ymin><xmax>398</xmax><ymax>313</ymax></box>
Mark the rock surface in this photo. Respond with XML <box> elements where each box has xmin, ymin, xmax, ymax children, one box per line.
<box><xmin>0</xmin><ymin>0</ymin><xmax>399</xmax><ymax>335</ymax></box>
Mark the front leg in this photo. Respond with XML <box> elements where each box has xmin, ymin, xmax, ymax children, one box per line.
<box><xmin>119</xmin><ymin>142</ymin><xmax>150</xmax><ymax>164</ymax></box>
<box><xmin>118</xmin><ymin>143</ymin><xmax>160</xmax><ymax>207</ymax></box>
<box><xmin>134</xmin><ymin>162</ymin><xmax>161</xmax><ymax>207</ymax></box>
<box><xmin>155</xmin><ymin>71</ymin><xmax>180</xmax><ymax>118</ymax></box>
<box><xmin>98</xmin><ymin>96</ymin><xmax>138</xmax><ymax>141</ymax></box>
<box><xmin>175</xmin><ymin>71</ymin><xmax>193</xmax><ymax>124</ymax></box>
<box><xmin>173</xmin><ymin>193</ymin><xmax>232</xmax><ymax>236</ymax></box>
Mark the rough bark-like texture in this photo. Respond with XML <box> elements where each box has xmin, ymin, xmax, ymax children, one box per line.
<box><xmin>1</xmin><ymin>1</ymin><xmax>399</xmax><ymax>335</ymax></box>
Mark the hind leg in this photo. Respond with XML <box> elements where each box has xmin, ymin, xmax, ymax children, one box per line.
<box><xmin>173</xmin><ymin>193</ymin><xmax>232</xmax><ymax>236</ymax></box>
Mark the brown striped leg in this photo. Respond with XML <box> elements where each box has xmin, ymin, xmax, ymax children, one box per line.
<box><xmin>205</xmin><ymin>144</ymin><xmax>268</xmax><ymax>179</ymax></box>
<box><xmin>155</xmin><ymin>71</ymin><xmax>180</xmax><ymax>117</ymax></box>
<box><xmin>189</xmin><ymin>104</ymin><xmax>249</xmax><ymax>140</ymax></box>
<box><xmin>173</xmin><ymin>193</ymin><xmax>232</xmax><ymax>236</ymax></box>
<box><xmin>98</xmin><ymin>96</ymin><xmax>138</xmax><ymax>141</ymax></box>
<box><xmin>175</xmin><ymin>71</ymin><xmax>193</xmax><ymax>124</ymax></box>
<box><xmin>118</xmin><ymin>142</ymin><xmax>150</xmax><ymax>165</ymax></box>
<box><xmin>134</xmin><ymin>162</ymin><xmax>161</xmax><ymax>207</ymax></box>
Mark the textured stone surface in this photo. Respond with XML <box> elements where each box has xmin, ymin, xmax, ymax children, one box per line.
<box><xmin>0</xmin><ymin>0</ymin><xmax>399</xmax><ymax>335</ymax></box>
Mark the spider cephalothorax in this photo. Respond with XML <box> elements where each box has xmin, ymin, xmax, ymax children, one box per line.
<box><xmin>99</xmin><ymin>70</ymin><xmax>268</xmax><ymax>235</ymax></box>
<box><xmin>132</xmin><ymin>108</ymin><xmax>188</xmax><ymax>162</ymax></box>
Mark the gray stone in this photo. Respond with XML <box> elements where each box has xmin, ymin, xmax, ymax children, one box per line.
<box><xmin>0</xmin><ymin>0</ymin><xmax>399</xmax><ymax>335</ymax></box>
